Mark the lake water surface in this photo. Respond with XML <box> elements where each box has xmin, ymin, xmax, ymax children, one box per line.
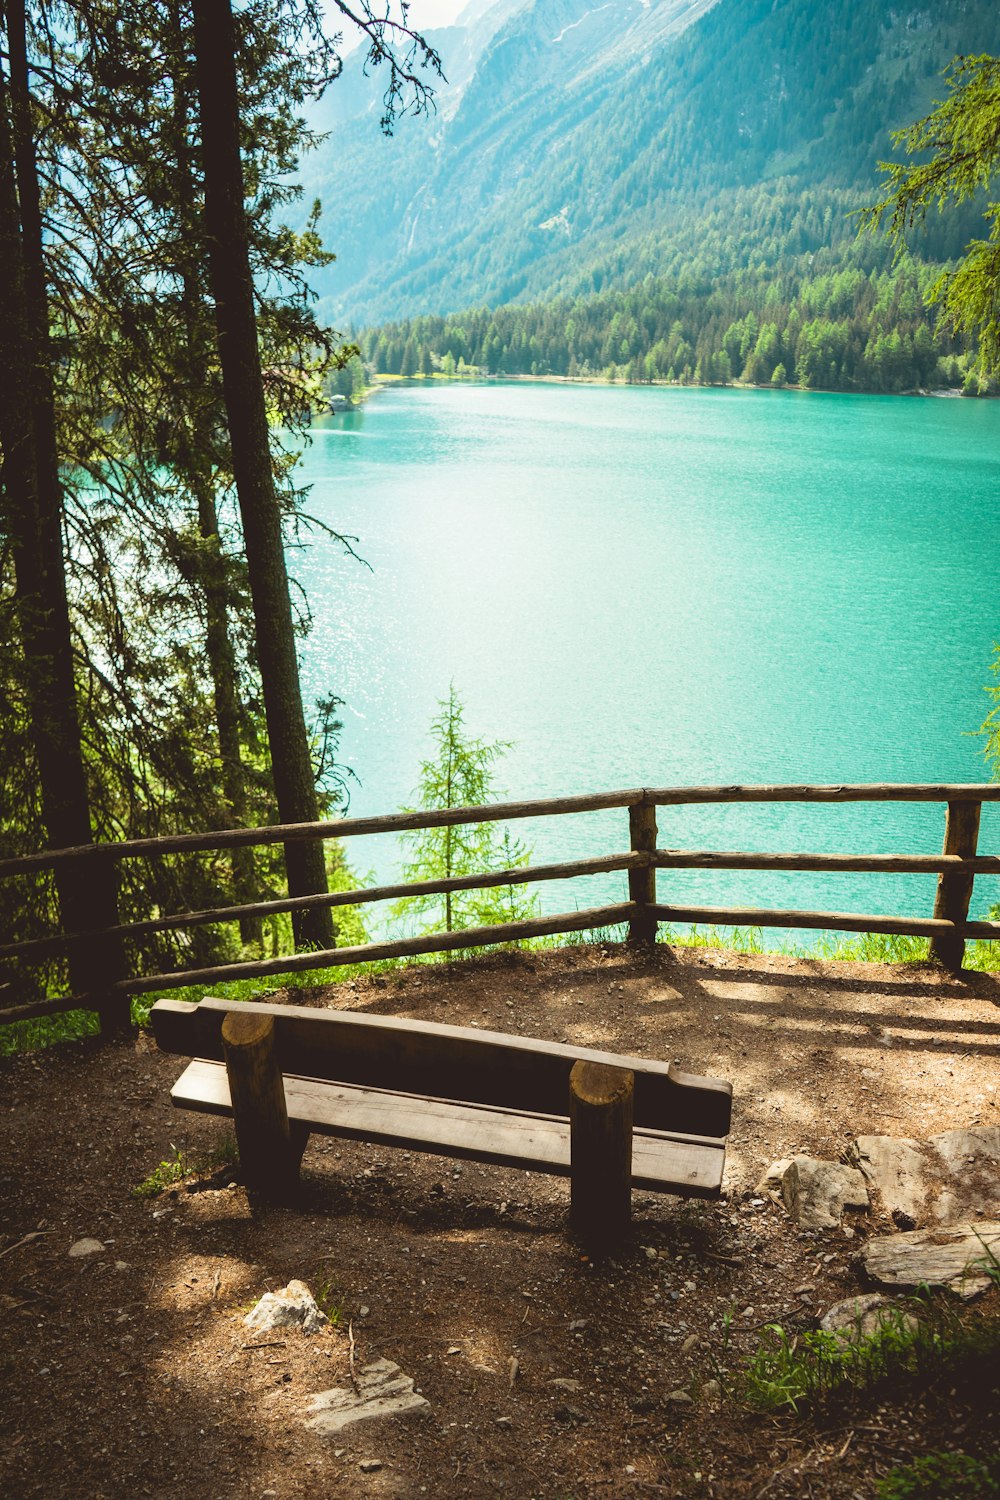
<box><xmin>294</xmin><ymin>381</ymin><xmax>1000</xmax><ymax>939</ymax></box>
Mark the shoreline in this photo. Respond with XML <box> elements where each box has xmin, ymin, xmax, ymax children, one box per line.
<box><xmin>350</xmin><ymin>373</ymin><xmax>990</xmax><ymax>404</ymax></box>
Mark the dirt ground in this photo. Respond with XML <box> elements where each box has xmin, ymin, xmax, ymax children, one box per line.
<box><xmin>1</xmin><ymin>941</ymin><xmax>998</xmax><ymax>1500</ymax></box>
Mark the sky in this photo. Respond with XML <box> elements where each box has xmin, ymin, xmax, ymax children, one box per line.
<box><xmin>404</xmin><ymin>0</ymin><xmax>467</xmax><ymax>25</ymax></box>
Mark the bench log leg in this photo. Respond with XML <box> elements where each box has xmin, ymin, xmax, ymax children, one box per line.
<box><xmin>221</xmin><ymin>1010</ymin><xmax>303</xmax><ymax>1202</ymax></box>
<box><xmin>569</xmin><ymin>1060</ymin><xmax>634</xmax><ymax>1252</ymax></box>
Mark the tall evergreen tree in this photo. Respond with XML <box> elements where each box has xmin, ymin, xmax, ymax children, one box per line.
<box><xmin>191</xmin><ymin>0</ymin><xmax>333</xmax><ymax>948</ymax></box>
<box><xmin>0</xmin><ymin>0</ymin><xmax>125</xmax><ymax>1025</ymax></box>
<box><xmin>1</xmin><ymin>0</ymin><xmax>443</xmax><ymax>1005</ymax></box>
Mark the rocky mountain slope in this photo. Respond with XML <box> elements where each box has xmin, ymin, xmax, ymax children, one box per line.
<box><xmin>304</xmin><ymin>0</ymin><xmax>1000</xmax><ymax>323</ymax></box>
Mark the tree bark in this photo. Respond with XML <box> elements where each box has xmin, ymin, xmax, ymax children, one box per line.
<box><xmin>0</xmin><ymin>4</ymin><xmax>126</xmax><ymax>1030</ymax></box>
<box><xmin>193</xmin><ymin>478</ymin><xmax>265</xmax><ymax>948</ymax></box>
<box><xmin>190</xmin><ymin>0</ymin><xmax>331</xmax><ymax>948</ymax></box>
<box><xmin>172</xmin><ymin>48</ymin><xmax>262</xmax><ymax>947</ymax></box>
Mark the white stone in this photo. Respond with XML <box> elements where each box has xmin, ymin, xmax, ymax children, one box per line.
<box><xmin>761</xmin><ymin>1157</ymin><xmax>869</xmax><ymax>1228</ymax></box>
<box><xmin>306</xmin><ymin>1359</ymin><xmax>430</xmax><ymax>1436</ymax></box>
<box><xmin>755</xmin><ymin>1159</ymin><xmax>793</xmax><ymax>1202</ymax></box>
<box><xmin>244</xmin><ymin>1280</ymin><xmax>328</xmax><ymax>1335</ymax></box>
<box><xmin>929</xmin><ymin>1125</ymin><xmax>1000</xmax><ymax>1176</ymax></box>
<box><xmin>68</xmin><ymin>1238</ymin><xmax>104</xmax><ymax>1257</ymax></box>
<box><xmin>932</xmin><ymin>1189</ymin><xmax>961</xmax><ymax>1224</ymax></box>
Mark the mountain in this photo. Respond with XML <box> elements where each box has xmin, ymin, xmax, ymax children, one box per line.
<box><xmin>302</xmin><ymin>0</ymin><xmax>1000</xmax><ymax>325</ymax></box>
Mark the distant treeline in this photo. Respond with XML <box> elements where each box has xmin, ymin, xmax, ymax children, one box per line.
<box><xmin>356</xmin><ymin>252</ymin><xmax>991</xmax><ymax>396</ymax></box>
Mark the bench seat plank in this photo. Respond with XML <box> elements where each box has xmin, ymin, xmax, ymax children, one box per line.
<box><xmin>173</xmin><ymin>1058</ymin><xmax>726</xmax><ymax>1198</ymax></box>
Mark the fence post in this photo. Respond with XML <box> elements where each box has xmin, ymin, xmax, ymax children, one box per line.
<box><xmin>929</xmin><ymin>799</ymin><xmax>981</xmax><ymax>972</ymax></box>
<box><xmin>628</xmin><ymin>794</ymin><xmax>657</xmax><ymax>947</ymax></box>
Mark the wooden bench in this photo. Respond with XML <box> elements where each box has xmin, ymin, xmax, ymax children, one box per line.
<box><xmin>151</xmin><ymin>997</ymin><xmax>732</xmax><ymax>1248</ymax></box>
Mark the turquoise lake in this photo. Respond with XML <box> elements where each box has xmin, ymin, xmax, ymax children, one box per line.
<box><xmin>293</xmin><ymin>381</ymin><xmax>1000</xmax><ymax>940</ymax></box>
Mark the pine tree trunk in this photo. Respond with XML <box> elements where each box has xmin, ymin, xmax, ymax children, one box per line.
<box><xmin>193</xmin><ymin>458</ymin><xmax>264</xmax><ymax>950</ymax></box>
<box><xmin>176</xmin><ymin>129</ymin><xmax>262</xmax><ymax>943</ymax></box>
<box><xmin>168</xmin><ymin>9</ymin><xmax>262</xmax><ymax>949</ymax></box>
<box><xmin>190</xmin><ymin>0</ymin><xmax>332</xmax><ymax>949</ymax></box>
<box><xmin>0</xmin><ymin>7</ymin><xmax>126</xmax><ymax>1028</ymax></box>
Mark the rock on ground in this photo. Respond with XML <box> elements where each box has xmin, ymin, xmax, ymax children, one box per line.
<box><xmin>67</xmin><ymin>1238</ymin><xmax>104</xmax><ymax>1257</ymax></box>
<box><xmin>861</xmin><ymin>1220</ymin><xmax>1000</xmax><ymax>1299</ymax></box>
<box><xmin>855</xmin><ymin>1126</ymin><xmax>1000</xmax><ymax>1228</ymax></box>
<box><xmin>244</xmin><ymin>1279</ymin><xmax>328</xmax><ymax>1335</ymax></box>
<box><xmin>818</xmin><ymin>1292</ymin><xmax>917</xmax><ymax>1341</ymax></box>
<box><xmin>305</xmin><ymin>1359</ymin><xmax>430</xmax><ymax>1436</ymax></box>
<box><xmin>757</xmin><ymin>1156</ymin><xmax>870</xmax><ymax>1228</ymax></box>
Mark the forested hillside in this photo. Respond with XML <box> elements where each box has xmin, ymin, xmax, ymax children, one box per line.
<box><xmin>309</xmin><ymin>0</ymin><xmax>1000</xmax><ymax>326</ymax></box>
<box><xmin>356</xmin><ymin>243</ymin><xmax>975</xmax><ymax>395</ymax></box>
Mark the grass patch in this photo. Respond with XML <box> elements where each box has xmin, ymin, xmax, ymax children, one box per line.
<box><xmin>132</xmin><ymin>1145</ymin><xmax>192</xmax><ymax>1198</ymax></box>
<box><xmin>876</xmin><ymin>1452</ymin><xmax>1000</xmax><ymax>1498</ymax></box>
<box><xmin>314</xmin><ymin>1278</ymin><xmax>345</xmax><ymax>1327</ymax></box>
<box><xmin>810</xmin><ymin>930</ymin><xmax>932</xmax><ymax>964</ymax></box>
<box><xmin>131</xmin><ymin>1134</ymin><xmax>236</xmax><ymax>1198</ymax></box>
<box><xmin>660</xmin><ymin>922</ymin><xmax>773</xmax><ymax>955</ymax></box>
<box><xmin>661</xmin><ymin>922</ymin><xmax>1000</xmax><ymax>971</ymax></box>
<box><xmin>741</xmin><ymin>1251</ymin><xmax>1000</xmax><ymax>1417</ymax></box>
<box><xmin>0</xmin><ymin>1007</ymin><xmax>101</xmax><ymax>1055</ymax></box>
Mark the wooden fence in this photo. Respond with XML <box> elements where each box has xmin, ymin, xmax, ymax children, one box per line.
<box><xmin>2</xmin><ymin>783</ymin><xmax>999</xmax><ymax>1035</ymax></box>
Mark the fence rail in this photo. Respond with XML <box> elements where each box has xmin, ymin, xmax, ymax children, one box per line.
<box><xmin>2</xmin><ymin>783</ymin><xmax>998</xmax><ymax>1034</ymax></box>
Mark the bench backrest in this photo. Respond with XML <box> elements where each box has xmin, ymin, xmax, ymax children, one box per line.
<box><xmin>151</xmin><ymin>997</ymin><xmax>732</xmax><ymax>1138</ymax></box>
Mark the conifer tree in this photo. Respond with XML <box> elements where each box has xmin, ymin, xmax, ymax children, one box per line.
<box><xmin>1</xmin><ymin>0</ymin><xmax>442</xmax><ymax>990</ymax></box>
<box><xmin>862</xmin><ymin>54</ymin><xmax>1000</xmax><ymax>379</ymax></box>
<box><xmin>191</xmin><ymin>0</ymin><xmax>334</xmax><ymax>947</ymax></box>
<box><xmin>393</xmin><ymin>687</ymin><xmax>537</xmax><ymax>939</ymax></box>
<box><xmin>0</xmin><ymin>0</ymin><xmax>125</xmax><ymax>1022</ymax></box>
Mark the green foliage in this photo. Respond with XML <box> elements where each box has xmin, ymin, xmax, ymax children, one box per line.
<box><xmin>393</xmin><ymin>686</ymin><xmax>538</xmax><ymax>938</ymax></box>
<box><xmin>662</xmin><ymin>923</ymin><xmax>770</xmax><ymax>956</ymax></box>
<box><xmin>314</xmin><ymin>1278</ymin><xmax>344</xmax><ymax>1326</ymax></box>
<box><xmin>743</xmin><ymin>1259</ymin><xmax>1000</xmax><ymax>1416</ymax></box>
<box><xmin>325</xmin><ymin>351</ymin><xmax>368</xmax><ymax>404</ymax></box>
<box><xmin>132</xmin><ymin>1146</ymin><xmax>192</xmax><ymax>1199</ymax></box>
<box><xmin>809</xmin><ymin>930</ymin><xmax>931</xmax><ymax>964</ymax></box>
<box><xmin>659</xmin><ymin>922</ymin><xmax>1000</xmax><ymax>970</ymax></box>
<box><xmin>1</xmin><ymin>0</ymin><xmax>361</xmax><ymax>1006</ymax></box>
<box><xmin>981</xmin><ymin>643</ymin><xmax>1000</xmax><ymax>778</ymax></box>
<box><xmin>131</xmin><ymin>1134</ymin><xmax>236</xmax><ymax>1198</ymax></box>
<box><xmin>877</xmin><ymin>1452</ymin><xmax>1000</xmax><ymax>1500</ymax></box>
<box><xmin>0</xmin><ymin>1009</ymin><xmax>101</xmax><ymax>1057</ymax></box>
<box><xmin>744</xmin><ymin>1311</ymin><xmax>919</xmax><ymax>1413</ymax></box>
<box><xmin>862</xmin><ymin>54</ymin><xmax>1000</xmax><ymax>376</ymax></box>
<box><xmin>317</xmin><ymin>0</ymin><xmax>1000</xmax><ymax>324</ymax></box>
<box><xmin>359</xmin><ymin>253</ymin><xmax>969</xmax><ymax>396</ymax></box>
